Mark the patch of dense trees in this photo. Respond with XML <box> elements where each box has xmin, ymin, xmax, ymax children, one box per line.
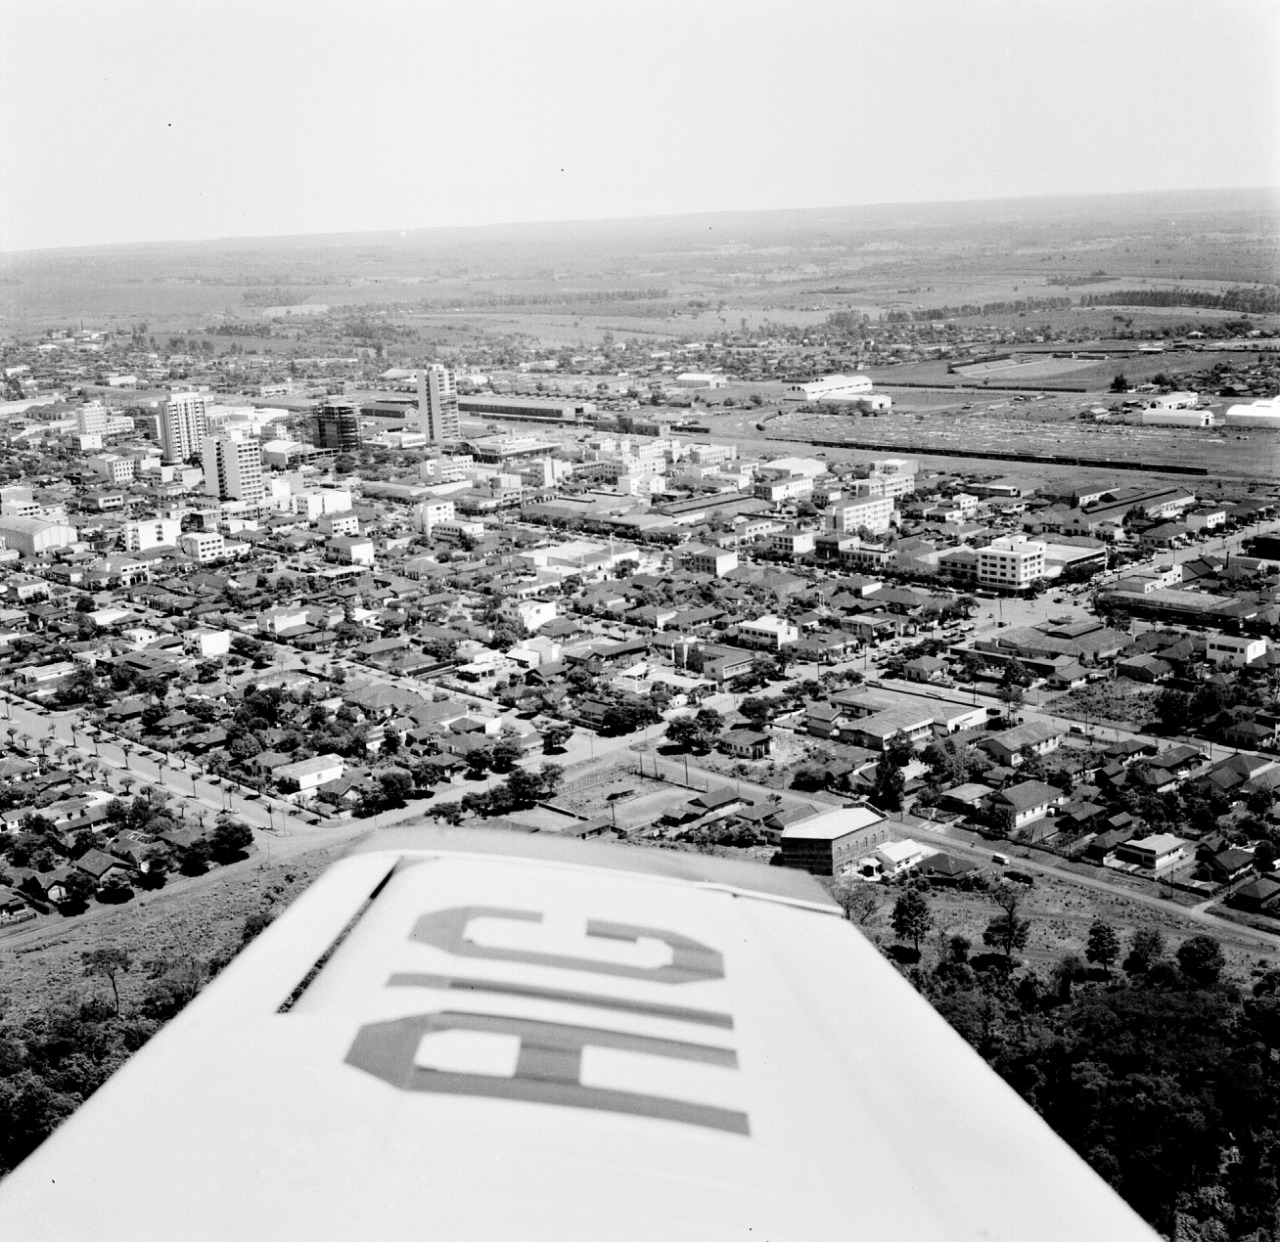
<box><xmin>458</xmin><ymin>763</ymin><xmax>564</xmax><ymax>819</ymax></box>
<box><xmin>382</xmin><ymin>288</ymin><xmax>670</xmax><ymax>312</ymax></box>
<box><xmin>1080</xmin><ymin>286</ymin><xmax>1280</xmax><ymax>314</ymax></box>
<box><xmin>879</xmin><ymin>882</ymin><xmax>1280</xmax><ymax>1240</ymax></box>
<box><xmin>0</xmin><ymin>897</ymin><xmax>287</xmax><ymax>1177</ymax></box>
<box><xmin>883</xmin><ymin>296</ymin><xmax>1073</xmax><ymax>322</ymax></box>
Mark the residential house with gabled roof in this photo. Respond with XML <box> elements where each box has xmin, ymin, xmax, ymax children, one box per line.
<box><xmin>805</xmin><ymin>702</ymin><xmax>846</xmax><ymax>739</ymax></box>
<box><xmin>1231</xmin><ymin>877</ymin><xmax>1280</xmax><ymax>912</ymax></box>
<box><xmin>1204</xmin><ymin>847</ymin><xmax>1254</xmax><ymax>885</ymax></box>
<box><xmin>73</xmin><ymin>847</ymin><xmax>134</xmax><ymax>884</ymax></box>
<box><xmin>987</xmin><ymin>780</ymin><xmax>1068</xmax><ymax>833</ymax></box>
<box><xmin>977</xmin><ymin>719</ymin><xmax>1065</xmax><ymax>767</ymax></box>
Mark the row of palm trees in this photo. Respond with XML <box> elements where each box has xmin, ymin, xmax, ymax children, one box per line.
<box><xmin>2</xmin><ymin>711</ymin><xmax>222</xmax><ymax>837</ymax></box>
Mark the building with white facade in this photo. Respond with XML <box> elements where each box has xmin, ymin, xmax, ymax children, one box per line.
<box><xmin>754</xmin><ymin>476</ymin><xmax>814</xmax><ymax>503</ymax></box>
<box><xmin>504</xmin><ymin>598</ymin><xmax>558</xmax><ymax>632</ymax></box>
<box><xmin>86</xmin><ymin>454</ymin><xmax>137</xmax><ymax>485</ymax></box>
<box><xmin>1115</xmin><ymin>833</ymin><xmax>1188</xmax><ymax>871</ymax></box>
<box><xmin>411</xmin><ymin>499</ymin><xmax>457</xmax><ymax>536</ymax></box>
<box><xmin>680</xmin><ymin>545</ymin><xmax>739</xmax><ymax>576</ymax></box>
<box><xmin>317</xmin><ymin>512</ymin><xmax>360</xmax><ymax>538</ymax></box>
<box><xmin>203</xmin><ymin>434</ymin><xmax>266</xmax><ymax>505</ymax></box>
<box><xmin>784</xmin><ymin>374</ymin><xmax>873</xmax><ymax>402</ymax></box>
<box><xmin>1139</xmin><ymin>409</ymin><xmax>1212</xmax><ymax>428</ymax></box>
<box><xmin>1206</xmin><ymin>634</ymin><xmax>1269</xmax><ymax>667</ymax></box>
<box><xmin>737</xmin><ymin>615</ymin><xmax>799</xmax><ymax>650</ymax></box>
<box><xmin>275</xmin><ymin>753</ymin><xmax>345</xmax><ymax>796</ymax></box>
<box><xmin>0</xmin><ymin>488</ymin><xmax>39</xmax><ymax>518</ymax></box>
<box><xmin>292</xmin><ymin>488</ymin><xmax>353</xmax><ymax>521</ymax></box>
<box><xmin>325</xmin><ymin>536</ymin><xmax>375</xmax><ymax>566</ymax></box>
<box><xmin>687</xmin><ymin>443</ymin><xmax>738</xmax><ymax>467</ymax></box>
<box><xmin>76</xmin><ymin>402</ymin><xmax>109</xmax><ymax>436</ymax></box>
<box><xmin>178</xmin><ymin>530</ymin><xmax>225</xmax><ymax>563</ymax></box>
<box><xmin>159</xmin><ymin>391</ymin><xmax>210</xmax><ymax>463</ymax></box>
<box><xmin>417</xmin><ymin>365</ymin><xmax>460</xmax><ymax>443</ymax></box>
<box><xmin>0</xmin><ymin>517</ymin><xmax>75</xmax><ymax>557</ymax></box>
<box><xmin>977</xmin><ymin>536</ymin><xmax>1046</xmax><ymax>590</ymax></box>
<box><xmin>769</xmin><ymin>529</ymin><xmax>816</xmax><ymax>557</ymax></box>
<box><xmin>1224</xmin><ymin>397</ymin><xmax>1280</xmax><ymax>429</ymax></box>
<box><xmin>259</xmin><ymin>606</ymin><xmax>311</xmax><ymax>636</ymax></box>
<box><xmin>1144</xmin><ymin>391</ymin><xmax>1199</xmax><ymax>410</ymax></box>
<box><xmin>829</xmin><ymin>495</ymin><xmax>894</xmax><ymax>535</ymax></box>
<box><xmin>183</xmin><ymin>629</ymin><xmax>232</xmax><ymax>658</ymax></box>
<box><xmin>124</xmin><ymin>517</ymin><xmax>180</xmax><ymax>553</ymax></box>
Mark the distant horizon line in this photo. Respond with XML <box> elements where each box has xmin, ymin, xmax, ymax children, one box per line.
<box><xmin>4</xmin><ymin>183</ymin><xmax>1277</xmax><ymax>259</ymax></box>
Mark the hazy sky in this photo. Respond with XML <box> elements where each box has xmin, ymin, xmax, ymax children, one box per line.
<box><xmin>1</xmin><ymin>0</ymin><xmax>1277</xmax><ymax>252</ymax></box>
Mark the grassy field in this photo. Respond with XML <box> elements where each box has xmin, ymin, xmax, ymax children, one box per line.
<box><xmin>861</xmin><ymin>866</ymin><xmax>1280</xmax><ymax>982</ymax></box>
<box><xmin>770</xmin><ymin>406</ymin><xmax>1280</xmax><ymax>483</ymax></box>
<box><xmin>0</xmin><ymin>848</ymin><xmax>342</xmax><ymax>1024</ymax></box>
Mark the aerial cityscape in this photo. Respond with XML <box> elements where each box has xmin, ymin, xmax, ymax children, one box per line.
<box><xmin>1</xmin><ymin>1</ymin><xmax>1278</xmax><ymax>1238</ymax></box>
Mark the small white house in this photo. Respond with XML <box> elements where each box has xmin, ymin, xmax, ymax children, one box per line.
<box><xmin>275</xmin><ymin>753</ymin><xmax>345</xmax><ymax>796</ymax></box>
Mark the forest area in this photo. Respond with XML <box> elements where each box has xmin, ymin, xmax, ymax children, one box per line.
<box><xmin>871</xmin><ymin>876</ymin><xmax>1280</xmax><ymax>1242</ymax></box>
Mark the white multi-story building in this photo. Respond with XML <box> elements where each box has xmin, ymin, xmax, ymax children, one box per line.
<box><xmin>503</xmin><ymin>598</ymin><xmax>558</xmax><ymax>632</ymax></box>
<box><xmin>259</xmin><ymin>606</ymin><xmax>311</xmax><ymax>636</ymax></box>
<box><xmin>417</xmin><ymin>365</ymin><xmax>460</xmax><ymax>443</ymax></box>
<box><xmin>770</xmin><ymin>530</ymin><xmax>816</xmax><ymax>557</ymax></box>
<box><xmin>738</xmin><ymin>615</ymin><xmax>799</xmax><ymax>650</ymax></box>
<box><xmin>317</xmin><ymin>512</ymin><xmax>360</xmax><ymax>538</ymax></box>
<box><xmin>202</xmin><ymin>434</ymin><xmax>266</xmax><ymax>505</ymax></box>
<box><xmin>829</xmin><ymin>495</ymin><xmax>894</xmax><ymax>535</ymax></box>
<box><xmin>688</xmin><ymin>443</ymin><xmax>738</xmax><ymax>467</ymax></box>
<box><xmin>680</xmin><ymin>545</ymin><xmax>738</xmax><ymax>577</ymax></box>
<box><xmin>851</xmin><ymin>474</ymin><xmax>916</xmax><ymax>501</ymax></box>
<box><xmin>178</xmin><ymin>530</ymin><xmax>225</xmax><ymax>562</ymax></box>
<box><xmin>413</xmin><ymin>498</ymin><xmax>458</xmax><ymax>536</ymax></box>
<box><xmin>160</xmin><ymin>391</ymin><xmax>210</xmax><ymax>463</ymax></box>
<box><xmin>977</xmin><ymin>536</ymin><xmax>1046</xmax><ymax>590</ymax></box>
<box><xmin>87</xmin><ymin>454</ymin><xmax>137</xmax><ymax>486</ymax></box>
<box><xmin>0</xmin><ymin>487</ymin><xmax>39</xmax><ymax>518</ymax></box>
<box><xmin>76</xmin><ymin>401</ymin><xmax>109</xmax><ymax>436</ymax></box>
<box><xmin>292</xmin><ymin>488</ymin><xmax>353</xmax><ymax>520</ymax></box>
<box><xmin>418</xmin><ymin>455</ymin><xmax>473</xmax><ymax>484</ymax></box>
<box><xmin>754</xmin><ymin>475</ymin><xmax>814</xmax><ymax>503</ymax></box>
<box><xmin>124</xmin><ymin>518</ymin><xmax>180</xmax><ymax>553</ymax></box>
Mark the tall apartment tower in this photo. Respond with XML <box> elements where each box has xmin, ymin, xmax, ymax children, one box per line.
<box><xmin>314</xmin><ymin>400</ymin><xmax>362</xmax><ymax>453</ymax></box>
<box><xmin>159</xmin><ymin>391</ymin><xmax>210</xmax><ymax>463</ymax></box>
<box><xmin>202</xmin><ymin>434</ymin><xmax>266</xmax><ymax>505</ymax></box>
<box><xmin>417</xmin><ymin>365</ymin><xmax>460</xmax><ymax>443</ymax></box>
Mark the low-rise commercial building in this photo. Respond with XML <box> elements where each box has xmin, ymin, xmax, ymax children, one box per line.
<box><xmin>778</xmin><ymin>804</ymin><xmax>889</xmax><ymax>876</ymax></box>
<box><xmin>1206</xmin><ymin>634</ymin><xmax>1269</xmax><ymax>667</ymax></box>
<box><xmin>1115</xmin><ymin>833</ymin><xmax>1188</xmax><ymax>871</ymax></box>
